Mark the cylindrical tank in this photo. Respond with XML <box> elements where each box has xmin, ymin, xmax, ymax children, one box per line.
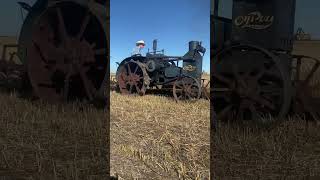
<box><xmin>231</xmin><ymin>0</ymin><xmax>296</xmax><ymax>51</ymax></box>
<box><xmin>183</xmin><ymin>41</ymin><xmax>204</xmax><ymax>80</ymax></box>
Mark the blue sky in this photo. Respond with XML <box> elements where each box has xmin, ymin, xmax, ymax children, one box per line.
<box><xmin>110</xmin><ymin>0</ymin><xmax>210</xmax><ymax>73</ymax></box>
<box><xmin>0</xmin><ymin>1</ymin><xmax>36</xmax><ymax>37</ymax></box>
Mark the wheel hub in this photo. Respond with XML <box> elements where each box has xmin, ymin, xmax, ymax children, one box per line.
<box><xmin>235</xmin><ymin>76</ymin><xmax>259</xmax><ymax>98</ymax></box>
<box><xmin>127</xmin><ymin>74</ymin><xmax>140</xmax><ymax>85</ymax></box>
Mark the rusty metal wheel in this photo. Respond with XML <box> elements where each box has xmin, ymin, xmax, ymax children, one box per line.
<box><xmin>116</xmin><ymin>61</ymin><xmax>146</xmax><ymax>95</ymax></box>
<box><xmin>173</xmin><ymin>76</ymin><xmax>201</xmax><ymax>101</ymax></box>
<box><xmin>201</xmin><ymin>79</ymin><xmax>210</xmax><ymax>100</ymax></box>
<box><xmin>212</xmin><ymin>44</ymin><xmax>292</xmax><ymax>121</ymax></box>
<box><xmin>292</xmin><ymin>55</ymin><xmax>320</xmax><ymax>120</ymax></box>
<box><xmin>26</xmin><ymin>1</ymin><xmax>107</xmax><ymax>103</ymax></box>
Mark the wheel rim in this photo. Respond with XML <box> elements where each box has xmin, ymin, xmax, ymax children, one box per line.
<box><xmin>173</xmin><ymin>76</ymin><xmax>201</xmax><ymax>101</ymax></box>
<box><xmin>117</xmin><ymin>61</ymin><xmax>146</xmax><ymax>95</ymax></box>
<box><xmin>26</xmin><ymin>2</ymin><xmax>108</xmax><ymax>103</ymax></box>
<box><xmin>212</xmin><ymin>44</ymin><xmax>291</xmax><ymax>121</ymax></box>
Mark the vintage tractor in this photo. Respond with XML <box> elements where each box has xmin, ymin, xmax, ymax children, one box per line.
<box><xmin>116</xmin><ymin>40</ymin><xmax>206</xmax><ymax>101</ymax></box>
<box><xmin>212</xmin><ymin>0</ymin><xmax>320</xmax><ymax>121</ymax></box>
<box><xmin>0</xmin><ymin>0</ymin><xmax>109</xmax><ymax>107</ymax></box>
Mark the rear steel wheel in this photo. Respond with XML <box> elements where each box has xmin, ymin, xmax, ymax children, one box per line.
<box><xmin>26</xmin><ymin>2</ymin><xmax>108</xmax><ymax>103</ymax></box>
<box><xmin>116</xmin><ymin>61</ymin><xmax>146</xmax><ymax>95</ymax></box>
<box><xmin>212</xmin><ymin>44</ymin><xmax>292</xmax><ymax>121</ymax></box>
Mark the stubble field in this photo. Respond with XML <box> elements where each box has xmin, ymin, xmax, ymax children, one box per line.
<box><xmin>0</xmin><ymin>92</ymin><xmax>109</xmax><ymax>180</ymax></box>
<box><xmin>110</xmin><ymin>92</ymin><xmax>210</xmax><ymax>179</ymax></box>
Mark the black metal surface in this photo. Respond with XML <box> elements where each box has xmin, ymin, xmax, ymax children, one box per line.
<box><xmin>231</xmin><ymin>0</ymin><xmax>296</xmax><ymax>51</ymax></box>
<box><xmin>212</xmin><ymin>16</ymin><xmax>232</xmax><ymax>51</ymax></box>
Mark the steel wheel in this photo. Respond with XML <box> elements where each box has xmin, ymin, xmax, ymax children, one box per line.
<box><xmin>212</xmin><ymin>44</ymin><xmax>292</xmax><ymax>121</ymax></box>
<box><xmin>116</xmin><ymin>61</ymin><xmax>146</xmax><ymax>95</ymax></box>
<box><xmin>201</xmin><ymin>79</ymin><xmax>210</xmax><ymax>100</ymax></box>
<box><xmin>26</xmin><ymin>2</ymin><xmax>108</xmax><ymax>103</ymax></box>
<box><xmin>292</xmin><ymin>55</ymin><xmax>320</xmax><ymax>120</ymax></box>
<box><xmin>173</xmin><ymin>76</ymin><xmax>201</xmax><ymax>101</ymax></box>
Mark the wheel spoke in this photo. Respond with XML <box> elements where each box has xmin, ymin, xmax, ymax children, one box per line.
<box><xmin>186</xmin><ymin>92</ymin><xmax>192</xmax><ymax>99</ymax></box>
<box><xmin>127</xmin><ymin>63</ymin><xmax>132</xmax><ymax>75</ymax></box>
<box><xmin>77</xmin><ymin>12</ymin><xmax>91</xmax><ymax>40</ymax></box>
<box><xmin>181</xmin><ymin>80</ymin><xmax>186</xmax><ymax>89</ymax></box>
<box><xmin>56</xmin><ymin>7</ymin><xmax>68</xmax><ymax>44</ymax></box>
<box><xmin>251</xmin><ymin>94</ymin><xmax>275</xmax><ymax>110</ymax></box>
<box><xmin>176</xmin><ymin>83</ymin><xmax>183</xmax><ymax>89</ymax></box>
<box><xmin>254</xmin><ymin>68</ymin><xmax>265</xmax><ymax>80</ymax></box>
<box><xmin>32</xmin><ymin>41</ymin><xmax>48</xmax><ymax>64</ymax></box>
<box><xmin>74</xmin><ymin>63</ymin><xmax>96</xmax><ymax>101</ymax></box>
<box><xmin>134</xmin><ymin>83</ymin><xmax>141</xmax><ymax>94</ymax></box>
<box><xmin>232</xmin><ymin>65</ymin><xmax>246</xmax><ymax>88</ymax></box>
<box><xmin>133</xmin><ymin>65</ymin><xmax>139</xmax><ymax>74</ymax></box>
<box><xmin>212</xmin><ymin>73</ymin><xmax>233</xmax><ymax>87</ymax></box>
<box><xmin>129</xmin><ymin>83</ymin><xmax>133</xmax><ymax>93</ymax></box>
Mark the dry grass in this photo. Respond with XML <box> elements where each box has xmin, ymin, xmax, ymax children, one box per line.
<box><xmin>110</xmin><ymin>92</ymin><xmax>210</xmax><ymax>179</ymax></box>
<box><xmin>211</xmin><ymin>119</ymin><xmax>320</xmax><ymax>179</ymax></box>
<box><xmin>0</xmin><ymin>92</ymin><xmax>109</xmax><ymax>180</ymax></box>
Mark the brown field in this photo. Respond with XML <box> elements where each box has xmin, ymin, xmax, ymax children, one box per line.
<box><xmin>110</xmin><ymin>92</ymin><xmax>210</xmax><ymax>179</ymax></box>
<box><xmin>212</xmin><ymin>119</ymin><xmax>320</xmax><ymax>179</ymax></box>
<box><xmin>0</xmin><ymin>92</ymin><xmax>108</xmax><ymax>179</ymax></box>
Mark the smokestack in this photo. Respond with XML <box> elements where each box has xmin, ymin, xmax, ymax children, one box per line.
<box><xmin>153</xmin><ymin>39</ymin><xmax>157</xmax><ymax>54</ymax></box>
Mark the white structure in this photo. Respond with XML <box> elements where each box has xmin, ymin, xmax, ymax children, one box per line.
<box><xmin>132</xmin><ymin>40</ymin><xmax>145</xmax><ymax>55</ymax></box>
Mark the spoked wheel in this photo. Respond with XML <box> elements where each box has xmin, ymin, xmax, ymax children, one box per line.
<box><xmin>173</xmin><ymin>76</ymin><xmax>201</xmax><ymax>101</ymax></box>
<box><xmin>212</xmin><ymin>44</ymin><xmax>292</xmax><ymax>121</ymax></box>
<box><xmin>292</xmin><ymin>55</ymin><xmax>320</xmax><ymax>120</ymax></box>
<box><xmin>26</xmin><ymin>2</ymin><xmax>108</xmax><ymax>103</ymax></box>
<box><xmin>116</xmin><ymin>61</ymin><xmax>146</xmax><ymax>95</ymax></box>
<box><xmin>201</xmin><ymin>79</ymin><xmax>210</xmax><ymax>100</ymax></box>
